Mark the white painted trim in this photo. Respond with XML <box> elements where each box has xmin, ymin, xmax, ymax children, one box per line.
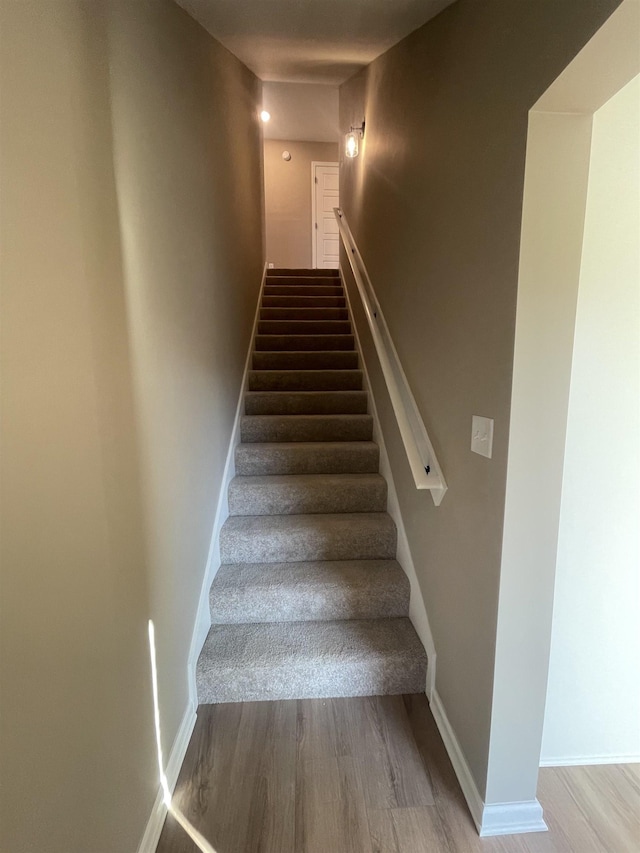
<box><xmin>540</xmin><ymin>754</ymin><xmax>640</xmax><ymax>767</ymax></box>
<box><xmin>311</xmin><ymin>161</ymin><xmax>339</xmax><ymax>268</ymax></box>
<box><xmin>186</xmin><ymin>263</ymin><xmax>269</xmax><ymax>707</ymax></box>
<box><xmin>430</xmin><ymin>691</ymin><xmax>547</xmax><ymax>837</ymax></box>
<box><xmin>340</xmin><ymin>263</ymin><xmax>437</xmax><ymax>700</ymax></box>
<box><xmin>430</xmin><ymin>690</ymin><xmax>485</xmax><ymax>832</ymax></box>
<box><xmin>335</xmin><ymin>209</ymin><xmax>447</xmax><ymax>504</ymax></box>
<box><xmin>480</xmin><ymin>801</ymin><xmax>547</xmax><ymax>837</ymax></box>
<box><xmin>137</xmin><ymin>703</ymin><xmax>197</xmax><ymax>853</ymax></box>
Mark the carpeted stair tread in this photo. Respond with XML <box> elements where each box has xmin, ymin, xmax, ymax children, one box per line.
<box><xmin>220</xmin><ymin>512</ymin><xmax>397</xmax><ymax>563</ymax></box>
<box><xmin>248</xmin><ymin>369</ymin><xmax>363</xmax><ymax>392</ymax></box>
<box><xmin>255</xmin><ymin>334</ymin><xmax>355</xmax><ymax>351</ymax></box>
<box><xmin>257</xmin><ymin>320</ymin><xmax>351</xmax><ymax>335</ymax></box>
<box><xmin>228</xmin><ymin>473</ymin><xmax>387</xmax><ymax>515</ymax></box>
<box><xmin>209</xmin><ymin>560</ymin><xmax>409</xmax><ymax>624</ymax></box>
<box><xmin>262</xmin><ymin>295</ymin><xmax>346</xmax><ymax>308</ymax></box>
<box><xmin>260</xmin><ymin>307</ymin><xmax>349</xmax><ymax>320</ymax></box>
<box><xmin>252</xmin><ymin>351</ymin><xmax>358</xmax><ymax>370</ymax></box>
<box><xmin>241</xmin><ymin>413</ymin><xmax>373</xmax><ymax>443</ymax></box>
<box><xmin>235</xmin><ymin>441</ymin><xmax>380</xmax><ymax>475</ymax></box>
<box><xmin>244</xmin><ymin>390</ymin><xmax>368</xmax><ymax>416</ymax></box>
<box><xmin>196</xmin><ymin>617</ymin><xmax>427</xmax><ymax>703</ymax></box>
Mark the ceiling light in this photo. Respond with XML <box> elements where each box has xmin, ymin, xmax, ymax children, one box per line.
<box><xmin>260</xmin><ymin>110</ymin><xmax>271</xmax><ymax>123</ymax></box>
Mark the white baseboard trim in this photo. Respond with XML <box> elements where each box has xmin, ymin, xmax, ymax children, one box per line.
<box><xmin>540</xmin><ymin>753</ymin><xmax>640</xmax><ymax>767</ymax></box>
<box><xmin>430</xmin><ymin>691</ymin><xmax>547</xmax><ymax>837</ymax></box>
<box><xmin>186</xmin><ymin>263</ymin><xmax>268</xmax><ymax>707</ymax></box>
<box><xmin>340</xmin><ymin>264</ymin><xmax>437</xmax><ymax>700</ymax></box>
<box><xmin>479</xmin><ymin>801</ymin><xmax>547</xmax><ymax>837</ymax></box>
<box><xmin>137</xmin><ymin>703</ymin><xmax>197</xmax><ymax>853</ymax></box>
<box><xmin>430</xmin><ymin>690</ymin><xmax>485</xmax><ymax>832</ymax></box>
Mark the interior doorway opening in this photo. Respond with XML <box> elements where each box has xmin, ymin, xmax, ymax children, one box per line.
<box><xmin>486</xmin><ymin>0</ymin><xmax>640</xmax><ymax>815</ymax></box>
<box><xmin>540</xmin><ymin>71</ymin><xmax>640</xmax><ymax>768</ymax></box>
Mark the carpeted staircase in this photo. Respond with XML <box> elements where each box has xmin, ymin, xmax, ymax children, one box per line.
<box><xmin>196</xmin><ymin>268</ymin><xmax>427</xmax><ymax>703</ymax></box>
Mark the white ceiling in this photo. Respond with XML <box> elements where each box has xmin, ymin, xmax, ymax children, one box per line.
<box><xmin>176</xmin><ymin>0</ymin><xmax>456</xmax><ymax>85</ymax></box>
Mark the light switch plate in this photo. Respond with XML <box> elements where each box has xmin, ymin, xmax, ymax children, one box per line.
<box><xmin>471</xmin><ymin>415</ymin><xmax>494</xmax><ymax>458</ymax></box>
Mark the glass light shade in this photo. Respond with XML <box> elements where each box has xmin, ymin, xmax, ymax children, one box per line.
<box><xmin>345</xmin><ymin>132</ymin><xmax>358</xmax><ymax>158</ymax></box>
<box><xmin>260</xmin><ymin>110</ymin><xmax>271</xmax><ymax>122</ymax></box>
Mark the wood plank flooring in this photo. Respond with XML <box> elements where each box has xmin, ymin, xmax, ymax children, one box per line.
<box><xmin>156</xmin><ymin>694</ymin><xmax>640</xmax><ymax>853</ymax></box>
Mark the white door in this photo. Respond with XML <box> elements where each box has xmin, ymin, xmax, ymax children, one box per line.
<box><xmin>312</xmin><ymin>162</ymin><xmax>339</xmax><ymax>269</ymax></box>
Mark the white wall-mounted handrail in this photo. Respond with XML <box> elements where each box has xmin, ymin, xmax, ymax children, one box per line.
<box><xmin>334</xmin><ymin>208</ymin><xmax>447</xmax><ymax>506</ymax></box>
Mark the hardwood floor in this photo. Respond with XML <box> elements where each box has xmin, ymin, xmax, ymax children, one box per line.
<box><xmin>156</xmin><ymin>694</ymin><xmax>640</xmax><ymax>853</ymax></box>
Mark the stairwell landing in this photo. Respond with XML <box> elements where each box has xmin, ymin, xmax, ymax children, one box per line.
<box><xmin>196</xmin><ymin>268</ymin><xmax>427</xmax><ymax>703</ymax></box>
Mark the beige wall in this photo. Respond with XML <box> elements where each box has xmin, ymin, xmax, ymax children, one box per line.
<box><xmin>262</xmin><ymin>83</ymin><xmax>339</xmax><ymax>142</ymax></box>
<box><xmin>0</xmin><ymin>2</ymin><xmax>263</xmax><ymax>851</ymax></box>
<box><xmin>264</xmin><ymin>139</ymin><xmax>339</xmax><ymax>268</ymax></box>
<box><xmin>339</xmin><ymin>0</ymin><xmax>621</xmax><ymax>800</ymax></box>
<box><xmin>107</xmin><ymin>0</ymin><xmax>264</xmax><ymax>776</ymax></box>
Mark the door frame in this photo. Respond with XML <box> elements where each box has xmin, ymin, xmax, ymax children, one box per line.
<box><xmin>311</xmin><ymin>161</ymin><xmax>339</xmax><ymax>268</ymax></box>
<box><xmin>484</xmin><ymin>0</ymin><xmax>639</xmax><ymax>824</ymax></box>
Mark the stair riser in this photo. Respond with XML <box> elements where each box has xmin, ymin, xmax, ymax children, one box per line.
<box><xmin>265</xmin><ymin>286</ymin><xmax>343</xmax><ymax>297</ymax></box>
<box><xmin>210</xmin><ymin>577</ymin><xmax>409</xmax><ymax>623</ymax></box>
<box><xmin>266</xmin><ymin>276</ymin><xmax>340</xmax><ymax>286</ymax></box>
<box><xmin>197</xmin><ymin>657</ymin><xmax>425</xmax><ymax>704</ymax></box>
<box><xmin>197</xmin><ymin>616</ymin><xmax>427</xmax><ymax>705</ymax></box>
<box><xmin>245</xmin><ymin>391</ymin><xmax>367</xmax><ymax>416</ymax></box>
<box><xmin>257</xmin><ymin>320</ymin><xmax>351</xmax><ymax>335</ymax></box>
<box><xmin>248</xmin><ymin>370</ymin><xmax>362</xmax><ymax>392</ymax></box>
<box><xmin>268</xmin><ymin>268</ymin><xmax>340</xmax><ymax>277</ymax></box>
<box><xmin>210</xmin><ymin>560</ymin><xmax>409</xmax><ymax>621</ymax></box>
<box><xmin>262</xmin><ymin>296</ymin><xmax>346</xmax><ymax>308</ymax></box>
<box><xmin>211</xmin><ymin>591</ymin><xmax>408</xmax><ymax>623</ymax></box>
<box><xmin>255</xmin><ymin>335</ymin><xmax>354</xmax><ymax>352</ymax></box>
<box><xmin>220</xmin><ymin>524</ymin><xmax>396</xmax><ymax>563</ymax></box>
<box><xmin>252</xmin><ymin>351</ymin><xmax>358</xmax><ymax>370</ymax></box>
<box><xmin>235</xmin><ymin>443</ymin><xmax>380</xmax><ymax>476</ymax></box>
<box><xmin>241</xmin><ymin>415</ymin><xmax>373</xmax><ymax>443</ymax></box>
<box><xmin>260</xmin><ymin>308</ymin><xmax>348</xmax><ymax>320</ymax></box>
<box><xmin>228</xmin><ymin>479</ymin><xmax>387</xmax><ymax>516</ymax></box>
